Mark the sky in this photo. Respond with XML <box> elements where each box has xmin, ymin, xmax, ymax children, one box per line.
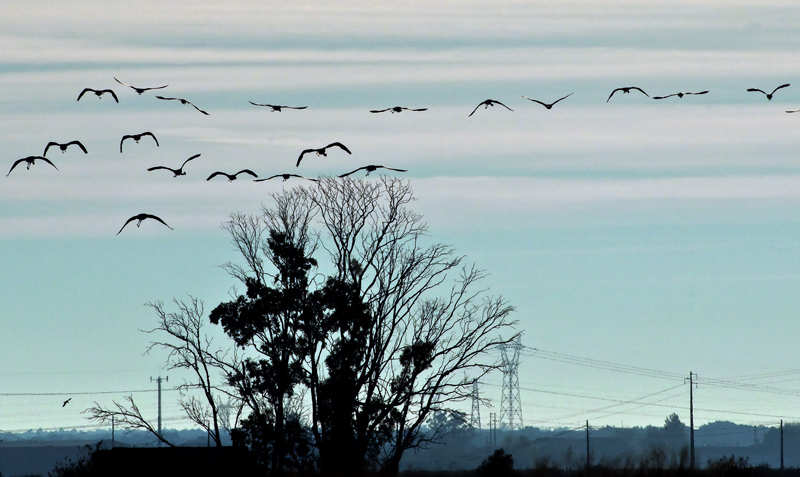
<box><xmin>3</xmin><ymin>0</ymin><xmax>800</xmax><ymax>437</ymax></box>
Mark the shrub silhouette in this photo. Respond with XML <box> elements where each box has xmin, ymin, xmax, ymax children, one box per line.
<box><xmin>476</xmin><ymin>448</ymin><xmax>515</xmax><ymax>477</ymax></box>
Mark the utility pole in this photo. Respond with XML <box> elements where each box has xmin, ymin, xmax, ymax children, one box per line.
<box><xmin>151</xmin><ymin>376</ymin><xmax>168</xmax><ymax>447</ymax></box>
<box><xmin>585</xmin><ymin>420</ymin><xmax>591</xmax><ymax>473</ymax></box>
<box><xmin>686</xmin><ymin>372</ymin><xmax>696</xmax><ymax>470</ymax></box>
<box><xmin>781</xmin><ymin>420</ymin><xmax>784</xmax><ymax>471</ymax></box>
<box><xmin>489</xmin><ymin>412</ymin><xmax>497</xmax><ymax>448</ymax></box>
<box><xmin>111</xmin><ymin>415</ymin><xmax>115</xmax><ymax>448</ymax></box>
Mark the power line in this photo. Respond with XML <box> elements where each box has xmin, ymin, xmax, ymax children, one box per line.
<box><xmin>530</xmin><ymin>348</ymin><xmax>800</xmax><ymax>397</ymax></box>
<box><xmin>0</xmin><ymin>385</ymin><xmax>197</xmax><ymax>397</ymax></box>
<box><xmin>529</xmin><ymin>348</ymin><xmax>686</xmax><ymax>381</ymax></box>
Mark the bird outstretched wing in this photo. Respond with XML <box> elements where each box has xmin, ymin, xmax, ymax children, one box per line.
<box><xmin>327</xmin><ymin>142</ymin><xmax>352</xmax><ymax>154</ymax></box>
<box><xmin>339</xmin><ymin>166</ymin><xmax>367</xmax><ymax>177</ymax></box>
<box><xmin>116</xmin><ymin>216</ymin><xmax>138</xmax><ymax>235</ymax></box>
<box><xmin>146</xmin><ymin>165</ymin><xmax>177</xmax><ymax>173</ymax></box>
<box><xmin>206</xmin><ymin>171</ymin><xmax>230</xmax><ymax>181</ymax></box>
<box><xmin>772</xmin><ymin>83</ymin><xmax>791</xmax><ymax>94</ymax></box>
<box><xmin>522</xmin><ymin>96</ymin><xmax>548</xmax><ymax>107</ymax></box>
<box><xmin>181</xmin><ymin>153</ymin><xmax>201</xmax><ymax>169</ymax></box>
<box><xmin>43</xmin><ymin>142</ymin><xmax>59</xmax><ymax>156</ymax></box>
<box><xmin>156</xmin><ymin>96</ymin><xmax>209</xmax><ymax>115</ymax></box>
<box><xmin>236</xmin><ymin>169</ymin><xmax>258</xmax><ymax>178</ymax></box>
<box><xmin>296</xmin><ymin>150</ymin><xmax>314</xmax><ymax>167</ymax></box>
<box><xmin>493</xmin><ymin>100</ymin><xmax>514</xmax><ymax>111</ymax></box>
<box><xmin>67</xmin><ymin>140</ymin><xmax>88</xmax><ymax>153</ymax></box>
<box><xmin>340</xmin><ymin>165</ymin><xmax>406</xmax><ymax>177</ymax></box>
<box><xmin>468</xmin><ymin>102</ymin><xmax>484</xmax><ymax>117</ymax></box>
<box><xmin>142</xmin><ymin>132</ymin><xmax>160</xmax><ymax>146</ymax></box>
<box><xmin>7</xmin><ymin>158</ymin><xmax>27</xmax><ymax>176</ymax></box>
<box><xmin>143</xmin><ymin>214</ymin><xmax>173</xmax><ymax>230</ymax></box>
<box><xmin>102</xmin><ymin>89</ymin><xmax>119</xmax><ymax>103</ymax></box>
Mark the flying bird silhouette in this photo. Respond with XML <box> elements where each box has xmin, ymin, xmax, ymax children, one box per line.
<box><xmin>652</xmin><ymin>91</ymin><xmax>710</xmax><ymax>99</ymax></box>
<box><xmin>370</xmin><ymin>106</ymin><xmax>428</xmax><ymax>113</ymax></box>
<box><xmin>296</xmin><ymin>142</ymin><xmax>352</xmax><ymax>167</ymax></box>
<box><xmin>114</xmin><ymin>77</ymin><xmax>168</xmax><ymax>95</ymax></box>
<box><xmin>44</xmin><ymin>140</ymin><xmax>87</xmax><ymax>156</ymax></box>
<box><xmin>248</xmin><ymin>101</ymin><xmax>307</xmax><ymax>112</ymax></box>
<box><xmin>147</xmin><ymin>154</ymin><xmax>200</xmax><ymax>177</ymax></box>
<box><xmin>469</xmin><ymin>99</ymin><xmax>513</xmax><ymax>117</ymax></box>
<box><xmin>7</xmin><ymin>156</ymin><xmax>59</xmax><ymax>176</ymax></box>
<box><xmin>254</xmin><ymin>174</ymin><xmax>319</xmax><ymax>182</ymax></box>
<box><xmin>117</xmin><ymin>213</ymin><xmax>173</xmax><ymax>235</ymax></box>
<box><xmin>120</xmin><ymin>132</ymin><xmax>159</xmax><ymax>153</ymax></box>
<box><xmin>207</xmin><ymin>169</ymin><xmax>258</xmax><ymax>181</ymax></box>
<box><xmin>606</xmin><ymin>87</ymin><xmax>649</xmax><ymax>102</ymax></box>
<box><xmin>62</xmin><ymin>398</ymin><xmax>72</xmax><ymax>408</ymax></box>
<box><xmin>77</xmin><ymin>88</ymin><xmax>119</xmax><ymax>103</ymax></box>
<box><xmin>747</xmin><ymin>84</ymin><xmax>790</xmax><ymax>100</ymax></box>
<box><xmin>155</xmin><ymin>95</ymin><xmax>209</xmax><ymax>115</ymax></box>
<box><xmin>522</xmin><ymin>93</ymin><xmax>573</xmax><ymax>109</ymax></box>
<box><xmin>339</xmin><ymin>165</ymin><xmax>407</xmax><ymax>177</ymax></box>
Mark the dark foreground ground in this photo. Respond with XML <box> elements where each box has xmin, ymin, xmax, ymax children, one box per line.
<box><xmin>5</xmin><ymin>444</ymin><xmax>799</xmax><ymax>477</ymax></box>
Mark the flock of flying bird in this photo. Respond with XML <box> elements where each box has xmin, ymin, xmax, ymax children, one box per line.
<box><xmin>7</xmin><ymin>78</ymin><xmax>797</xmax><ymax>234</ymax></box>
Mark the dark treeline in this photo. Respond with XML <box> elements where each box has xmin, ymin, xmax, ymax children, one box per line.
<box><xmin>399</xmin><ymin>414</ymin><xmax>800</xmax><ymax>472</ymax></box>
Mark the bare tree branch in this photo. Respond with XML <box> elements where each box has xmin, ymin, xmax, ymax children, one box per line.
<box><xmin>83</xmin><ymin>395</ymin><xmax>175</xmax><ymax>447</ymax></box>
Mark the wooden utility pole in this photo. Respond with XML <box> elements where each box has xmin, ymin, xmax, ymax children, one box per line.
<box><xmin>781</xmin><ymin>420</ymin><xmax>785</xmax><ymax>471</ymax></box>
<box><xmin>151</xmin><ymin>376</ymin><xmax>168</xmax><ymax>447</ymax></box>
<box><xmin>585</xmin><ymin>420</ymin><xmax>591</xmax><ymax>473</ymax></box>
<box><xmin>687</xmin><ymin>372</ymin><xmax>696</xmax><ymax>469</ymax></box>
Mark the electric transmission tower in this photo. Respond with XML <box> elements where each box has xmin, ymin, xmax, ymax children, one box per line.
<box><xmin>470</xmin><ymin>379</ymin><xmax>481</xmax><ymax>429</ymax></box>
<box><xmin>498</xmin><ymin>337</ymin><xmax>523</xmax><ymax>430</ymax></box>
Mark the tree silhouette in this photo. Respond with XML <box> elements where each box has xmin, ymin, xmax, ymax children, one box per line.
<box><xmin>210</xmin><ymin>229</ymin><xmax>319</xmax><ymax>473</ymax></box>
<box><xmin>84</xmin><ymin>297</ymin><xmax>242</xmax><ymax>447</ymax></box>
<box><xmin>213</xmin><ymin>177</ymin><xmax>519</xmax><ymax>475</ymax></box>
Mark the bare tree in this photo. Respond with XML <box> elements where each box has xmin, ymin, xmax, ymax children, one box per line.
<box><xmin>142</xmin><ymin>297</ymin><xmax>241</xmax><ymax>447</ymax></box>
<box><xmin>83</xmin><ymin>395</ymin><xmax>175</xmax><ymax>447</ymax></box>
<box><xmin>84</xmin><ymin>296</ymin><xmax>242</xmax><ymax>447</ymax></box>
<box><xmin>215</xmin><ymin>177</ymin><xmax>519</xmax><ymax>475</ymax></box>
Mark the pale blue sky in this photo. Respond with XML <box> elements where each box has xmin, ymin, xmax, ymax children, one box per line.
<box><xmin>3</xmin><ymin>0</ymin><xmax>800</xmax><ymax>434</ymax></box>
